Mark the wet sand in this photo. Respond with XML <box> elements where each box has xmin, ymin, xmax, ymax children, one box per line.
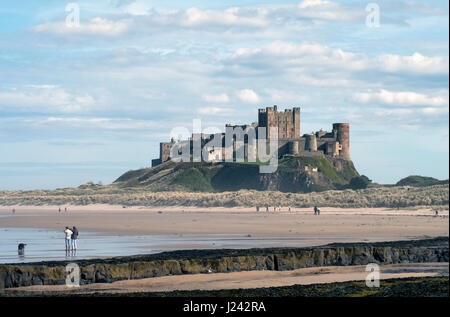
<box><xmin>1</xmin><ymin>205</ymin><xmax>448</xmax><ymax>293</ymax></box>
<box><xmin>6</xmin><ymin>263</ymin><xmax>448</xmax><ymax>294</ymax></box>
<box><xmin>0</xmin><ymin>205</ymin><xmax>447</xmax><ymax>242</ymax></box>
<box><xmin>3</xmin><ymin>228</ymin><xmax>382</xmax><ymax>263</ymax></box>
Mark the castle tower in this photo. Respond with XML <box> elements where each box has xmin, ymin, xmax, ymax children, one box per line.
<box><xmin>258</xmin><ymin>106</ymin><xmax>301</xmax><ymax>139</ymax></box>
<box><xmin>332</xmin><ymin>123</ymin><xmax>350</xmax><ymax>160</ymax></box>
<box><xmin>160</xmin><ymin>138</ymin><xmax>176</xmax><ymax>163</ymax></box>
<box><xmin>289</xmin><ymin>141</ymin><xmax>299</xmax><ymax>155</ymax></box>
<box><xmin>292</xmin><ymin>107</ymin><xmax>300</xmax><ymax>138</ymax></box>
<box><xmin>305</xmin><ymin>133</ymin><xmax>318</xmax><ymax>151</ymax></box>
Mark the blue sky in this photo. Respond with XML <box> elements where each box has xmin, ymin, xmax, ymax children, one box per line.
<box><xmin>0</xmin><ymin>0</ymin><xmax>448</xmax><ymax>189</ymax></box>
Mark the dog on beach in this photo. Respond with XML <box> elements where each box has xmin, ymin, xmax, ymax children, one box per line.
<box><xmin>18</xmin><ymin>243</ymin><xmax>26</xmax><ymax>255</ymax></box>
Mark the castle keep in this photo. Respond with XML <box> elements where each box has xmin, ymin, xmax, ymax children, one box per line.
<box><xmin>258</xmin><ymin>106</ymin><xmax>300</xmax><ymax>139</ymax></box>
<box><xmin>152</xmin><ymin>106</ymin><xmax>350</xmax><ymax>166</ymax></box>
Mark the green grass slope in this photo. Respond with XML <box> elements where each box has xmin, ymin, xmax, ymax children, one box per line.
<box><xmin>113</xmin><ymin>156</ymin><xmax>359</xmax><ymax>193</ymax></box>
<box><xmin>171</xmin><ymin>167</ymin><xmax>214</xmax><ymax>192</ymax></box>
<box><xmin>396</xmin><ymin>175</ymin><xmax>449</xmax><ymax>187</ymax></box>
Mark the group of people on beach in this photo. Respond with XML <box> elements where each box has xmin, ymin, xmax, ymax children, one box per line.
<box><xmin>256</xmin><ymin>206</ymin><xmax>291</xmax><ymax>212</ymax></box>
<box><xmin>64</xmin><ymin>226</ymin><xmax>79</xmax><ymax>251</ymax></box>
<box><xmin>256</xmin><ymin>206</ymin><xmax>321</xmax><ymax>214</ymax></box>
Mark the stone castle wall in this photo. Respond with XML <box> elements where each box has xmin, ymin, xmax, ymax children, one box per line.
<box><xmin>258</xmin><ymin>106</ymin><xmax>300</xmax><ymax>139</ymax></box>
<box><xmin>153</xmin><ymin>106</ymin><xmax>350</xmax><ymax>166</ymax></box>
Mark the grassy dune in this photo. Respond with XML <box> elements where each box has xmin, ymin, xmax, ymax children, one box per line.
<box><xmin>0</xmin><ymin>184</ymin><xmax>448</xmax><ymax>208</ymax></box>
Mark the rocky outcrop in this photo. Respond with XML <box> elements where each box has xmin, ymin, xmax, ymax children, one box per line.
<box><xmin>114</xmin><ymin>157</ymin><xmax>360</xmax><ymax>193</ymax></box>
<box><xmin>0</xmin><ymin>237</ymin><xmax>448</xmax><ymax>289</ymax></box>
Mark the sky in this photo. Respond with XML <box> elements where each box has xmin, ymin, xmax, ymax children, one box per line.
<box><xmin>0</xmin><ymin>0</ymin><xmax>448</xmax><ymax>190</ymax></box>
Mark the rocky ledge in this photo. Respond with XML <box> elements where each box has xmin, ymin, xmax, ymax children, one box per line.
<box><xmin>0</xmin><ymin>237</ymin><xmax>448</xmax><ymax>289</ymax></box>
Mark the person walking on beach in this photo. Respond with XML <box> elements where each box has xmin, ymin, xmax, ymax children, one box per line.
<box><xmin>314</xmin><ymin>206</ymin><xmax>318</xmax><ymax>215</ymax></box>
<box><xmin>71</xmin><ymin>226</ymin><xmax>79</xmax><ymax>251</ymax></box>
<box><xmin>59</xmin><ymin>207</ymin><xmax>61</xmax><ymax>213</ymax></box>
<box><xmin>64</xmin><ymin>227</ymin><xmax>73</xmax><ymax>251</ymax></box>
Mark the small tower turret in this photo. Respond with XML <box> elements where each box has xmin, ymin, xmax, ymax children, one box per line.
<box><xmin>332</xmin><ymin>123</ymin><xmax>350</xmax><ymax>160</ymax></box>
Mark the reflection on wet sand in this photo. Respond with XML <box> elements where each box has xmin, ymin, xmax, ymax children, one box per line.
<box><xmin>0</xmin><ymin>227</ymin><xmax>410</xmax><ymax>264</ymax></box>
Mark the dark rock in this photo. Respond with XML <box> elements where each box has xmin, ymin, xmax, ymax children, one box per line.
<box><xmin>0</xmin><ymin>237</ymin><xmax>447</xmax><ymax>289</ymax></box>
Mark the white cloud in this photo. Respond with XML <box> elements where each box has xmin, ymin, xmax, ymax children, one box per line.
<box><xmin>29</xmin><ymin>1</ymin><xmax>368</xmax><ymax>39</ymax></box>
<box><xmin>377</xmin><ymin>52</ymin><xmax>448</xmax><ymax>75</ymax></box>
<box><xmin>353</xmin><ymin>89</ymin><xmax>448</xmax><ymax>107</ymax></box>
<box><xmin>197</xmin><ymin>107</ymin><xmax>234</xmax><ymax>116</ymax></box>
<box><xmin>374</xmin><ymin>106</ymin><xmax>449</xmax><ymax>121</ymax></box>
<box><xmin>296</xmin><ymin>0</ymin><xmax>361</xmax><ymax>21</ymax></box>
<box><xmin>374</xmin><ymin>108</ymin><xmax>414</xmax><ymax>116</ymax></box>
<box><xmin>32</xmin><ymin>17</ymin><xmax>130</xmax><ymax>36</ymax></box>
<box><xmin>231</xmin><ymin>41</ymin><xmax>331</xmax><ymax>59</ymax></box>
<box><xmin>237</xmin><ymin>89</ymin><xmax>260</xmax><ymax>104</ymax></box>
<box><xmin>398</xmin><ymin>124</ymin><xmax>420</xmax><ymax>131</ymax></box>
<box><xmin>139</xmin><ymin>2</ymin><xmax>361</xmax><ymax>29</ymax></box>
<box><xmin>33</xmin><ymin>116</ymin><xmax>166</xmax><ymax>130</ymax></box>
<box><xmin>264</xmin><ymin>41</ymin><xmax>330</xmax><ymax>56</ymax></box>
<box><xmin>298</xmin><ymin>0</ymin><xmax>333</xmax><ymax>9</ymax></box>
<box><xmin>265</xmin><ymin>89</ymin><xmax>310</xmax><ymax>104</ymax></box>
<box><xmin>228</xmin><ymin>41</ymin><xmax>448</xmax><ymax>76</ymax></box>
<box><xmin>181</xmin><ymin>7</ymin><xmax>268</xmax><ymax>27</ymax></box>
<box><xmin>121</xmin><ymin>1</ymin><xmax>151</xmax><ymax>15</ymax></box>
<box><xmin>421</xmin><ymin>107</ymin><xmax>449</xmax><ymax>115</ymax></box>
<box><xmin>201</xmin><ymin>93</ymin><xmax>230</xmax><ymax>103</ymax></box>
<box><xmin>232</xmin><ymin>47</ymin><xmax>262</xmax><ymax>58</ymax></box>
<box><xmin>0</xmin><ymin>85</ymin><xmax>96</xmax><ymax>113</ymax></box>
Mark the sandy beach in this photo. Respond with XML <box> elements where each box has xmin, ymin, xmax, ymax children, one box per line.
<box><xmin>1</xmin><ymin>205</ymin><xmax>448</xmax><ymax>295</ymax></box>
<box><xmin>1</xmin><ymin>204</ymin><xmax>448</xmax><ymax>264</ymax></box>
<box><xmin>0</xmin><ymin>205</ymin><xmax>448</xmax><ymax>240</ymax></box>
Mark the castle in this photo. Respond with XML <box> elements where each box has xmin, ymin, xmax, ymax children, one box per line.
<box><xmin>152</xmin><ymin>106</ymin><xmax>350</xmax><ymax>166</ymax></box>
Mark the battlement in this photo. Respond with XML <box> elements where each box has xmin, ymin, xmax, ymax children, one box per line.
<box><xmin>258</xmin><ymin>105</ymin><xmax>301</xmax><ymax>139</ymax></box>
<box><xmin>152</xmin><ymin>106</ymin><xmax>351</xmax><ymax>166</ymax></box>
